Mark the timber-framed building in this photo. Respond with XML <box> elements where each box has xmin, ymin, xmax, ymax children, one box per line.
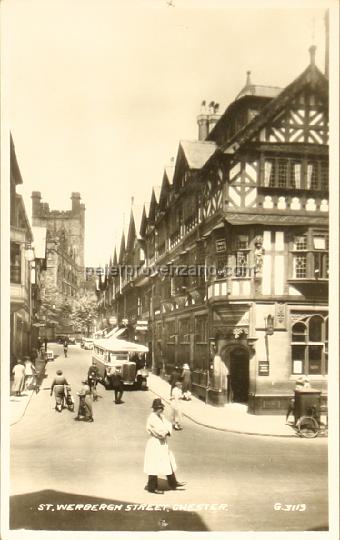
<box><xmin>103</xmin><ymin>48</ymin><xmax>328</xmax><ymax>414</ymax></box>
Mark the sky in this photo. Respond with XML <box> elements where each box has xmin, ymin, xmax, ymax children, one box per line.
<box><xmin>3</xmin><ymin>0</ymin><xmax>330</xmax><ymax>267</ymax></box>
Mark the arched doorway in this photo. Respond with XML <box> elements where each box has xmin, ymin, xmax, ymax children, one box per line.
<box><xmin>229</xmin><ymin>347</ymin><xmax>249</xmax><ymax>404</ymax></box>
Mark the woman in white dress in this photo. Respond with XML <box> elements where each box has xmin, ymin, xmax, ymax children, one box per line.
<box><xmin>144</xmin><ymin>398</ymin><xmax>186</xmax><ymax>494</ymax></box>
<box><xmin>12</xmin><ymin>359</ymin><xmax>26</xmax><ymax>396</ymax></box>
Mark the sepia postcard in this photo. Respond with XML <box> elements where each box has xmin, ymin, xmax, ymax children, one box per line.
<box><xmin>1</xmin><ymin>1</ymin><xmax>339</xmax><ymax>539</ymax></box>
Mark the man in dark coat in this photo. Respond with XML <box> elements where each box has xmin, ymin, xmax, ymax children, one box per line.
<box><xmin>110</xmin><ymin>367</ymin><xmax>124</xmax><ymax>404</ymax></box>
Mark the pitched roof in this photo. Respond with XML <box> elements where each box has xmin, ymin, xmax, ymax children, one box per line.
<box><xmin>180</xmin><ymin>140</ymin><xmax>217</xmax><ymax>169</ymax></box>
<box><xmin>236</xmin><ymin>84</ymin><xmax>282</xmax><ymax>100</ymax></box>
<box><xmin>222</xmin><ymin>63</ymin><xmax>328</xmax><ymax>154</ymax></box>
<box><xmin>164</xmin><ymin>164</ymin><xmax>175</xmax><ymax>185</ymax></box>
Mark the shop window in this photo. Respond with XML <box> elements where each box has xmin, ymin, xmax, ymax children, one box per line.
<box><xmin>195</xmin><ymin>316</ymin><xmax>207</xmax><ymax>343</ymax></box>
<box><xmin>179</xmin><ymin>318</ymin><xmax>190</xmax><ymax>343</ymax></box>
<box><xmin>291</xmin><ymin>314</ymin><xmax>328</xmax><ymax>375</ymax></box>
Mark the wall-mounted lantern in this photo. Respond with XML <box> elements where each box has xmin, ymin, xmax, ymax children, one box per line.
<box><xmin>265</xmin><ymin>314</ymin><xmax>274</xmax><ymax>335</ymax></box>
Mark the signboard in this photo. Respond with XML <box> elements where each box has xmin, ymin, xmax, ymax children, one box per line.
<box><xmin>109</xmin><ymin>317</ymin><xmax>117</xmax><ymax>325</ymax></box>
<box><xmin>258</xmin><ymin>361</ymin><xmax>270</xmax><ymax>376</ymax></box>
<box><xmin>215</xmin><ymin>239</ymin><xmax>226</xmax><ymax>253</ymax></box>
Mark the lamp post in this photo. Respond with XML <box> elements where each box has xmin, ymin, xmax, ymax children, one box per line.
<box><xmin>264</xmin><ymin>314</ymin><xmax>274</xmax><ymax>365</ymax></box>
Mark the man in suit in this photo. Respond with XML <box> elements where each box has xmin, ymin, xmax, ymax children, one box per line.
<box><xmin>110</xmin><ymin>367</ymin><xmax>124</xmax><ymax>404</ymax></box>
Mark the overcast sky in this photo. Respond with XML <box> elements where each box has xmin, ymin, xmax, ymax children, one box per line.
<box><xmin>4</xmin><ymin>0</ymin><xmax>329</xmax><ymax>266</ymax></box>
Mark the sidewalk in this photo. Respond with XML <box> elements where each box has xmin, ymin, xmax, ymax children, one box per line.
<box><xmin>147</xmin><ymin>373</ymin><xmax>327</xmax><ymax>438</ymax></box>
<box><xmin>10</xmin><ymin>389</ymin><xmax>36</xmax><ymax>426</ymax></box>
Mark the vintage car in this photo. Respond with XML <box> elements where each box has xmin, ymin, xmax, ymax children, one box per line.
<box><xmin>92</xmin><ymin>333</ymin><xmax>149</xmax><ymax>390</ymax></box>
<box><xmin>83</xmin><ymin>338</ymin><xmax>94</xmax><ymax>350</ymax></box>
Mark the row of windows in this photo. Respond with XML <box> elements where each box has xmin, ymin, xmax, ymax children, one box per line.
<box><xmin>154</xmin><ymin>312</ymin><xmax>327</xmax><ymax>377</ymax></box>
<box><xmin>263</xmin><ymin>159</ymin><xmax>328</xmax><ymax>190</ymax></box>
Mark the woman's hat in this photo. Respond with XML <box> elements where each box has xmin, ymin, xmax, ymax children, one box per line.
<box><xmin>182</xmin><ymin>363</ymin><xmax>190</xmax><ymax>369</ymax></box>
<box><xmin>152</xmin><ymin>398</ymin><xmax>164</xmax><ymax>410</ymax></box>
<box><xmin>77</xmin><ymin>389</ymin><xmax>86</xmax><ymax>396</ymax></box>
<box><xmin>56</xmin><ymin>370</ymin><xmax>63</xmax><ymax>375</ymax></box>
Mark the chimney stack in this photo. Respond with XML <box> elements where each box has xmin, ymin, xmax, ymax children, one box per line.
<box><xmin>208</xmin><ymin>102</ymin><xmax>221</xmax><ymax>133</ymax></box>
<box><xmin>197</xmin><ymin>100</ymin><xmax>209</xmax><ymax>140</ymax></box>
<box><xmin>309</xmin><ymin>45</ymin><xmax>316</xmax><ymax>66</ymax></box>
<box><xmin>31</xmin><ymin>191</ymin><xmax>42</xmax><ymax>217</ymax></box>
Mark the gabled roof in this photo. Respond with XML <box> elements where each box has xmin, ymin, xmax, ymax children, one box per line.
<box><xmin>222</xmin><ymin>61</ymin><xmax>328</xmax><ymax>155</ymax></box>
<box><xmin>118</xmin><ymin>230</ymin><xmax>126</xmax><ymax>264</ymax></box>
<box><xmin>133</xmin><ymin>204</ymin><xmax>144</xmax><ymax>241</ymax></box>
<box><xmin>148</xmin><ymin>188</ymin><xmax>159</xmax><ymax>224</ymax></box>
<box><xmin>140</xmin><ymin>203</ymin><xmax>150</xmax><ymax>237</ymax></box>
<box><xmin>10</xmin><ymin>134</ymin><xmax>23</xmax><ymax>185</ymax></box>
<box><xmin>179</xmin><ymin>140</ymin><xmax>217</xmax><ymax>170</ymax></box>
<box><xmin>158</xmin><ymin>166</ymin><xmax>174</xmax><ymax>209</ymax></box>
<box><xmin>164</xmin><ymin>164</ymin><xmax>175</xmax><ymax>185</ymax></box>
<box><xmin>172</xmin><ymin>140</ymin><xmax>217</xmax><ymax>190</ymax></box>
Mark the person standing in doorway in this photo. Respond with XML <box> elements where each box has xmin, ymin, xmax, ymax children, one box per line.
<box><xmin>144</xmin><ymin>398</ymin><xmax>186</xmax><ymax>494</ymax></box>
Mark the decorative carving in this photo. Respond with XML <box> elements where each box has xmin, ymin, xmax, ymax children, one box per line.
<box><xmin>275</xmin><ymin>302</ymin><xmax>286</xmax><ymax>328</ymax></box>
<box><xmin>233</xmin><ymin>327</ymin><xmax>249</xmax><ymax>338</ymax></box>
<box><xmin>254</xmin><ymin>235</ymin><xmax>265</xmax><ymax>275</ymax></box>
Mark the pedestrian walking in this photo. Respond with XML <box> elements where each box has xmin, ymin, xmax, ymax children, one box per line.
<box><xmin>12</xmin><ymin>359</ymin><xmax>26</xmax><ymax>396</ymax></box>
<box><xmin>63</xmin><ymin>340</ymin><xmax>68</xmax><ymax>358</ymax></box>
<box><xmin>75</xmin><ymin>383</ymin><xmax>94</xmax><ymax>422</ymax></box>
<box><xmin>50</xmin><ymin>369</ymin><xmax>69</xmax><ymax>412</ymax></box>
<box><xmin>111</xmin><ymin>367</ymin><xmax>124</xmax><ymax>404</ymax></box>
<box><xmin>181</xmin><ymin>363</ymin><xmax>192</xmax><ymax>400</ymax></box>
<box><xmin>144</xmin><ymin>398</ymin><xmax>186</xmax><ymax>494</ymax></box>
<box><xmin>23</xmin><ymin>356</ymin><xmax>36</xmax><ymax>390</ymax></box>
<box><xmin>169</xmin><ymin>365</ymin><xmax>181</xmax><ymax>396</ymax></box>
<box><xmin>87</xmin><ymin>365</ymin><xmax>99</xmax><ymax>401</ymax></box>
<box><xmin>170</xmin><ymin>381</ymin><xmax>183</xmax><ymax>430</ymax></box>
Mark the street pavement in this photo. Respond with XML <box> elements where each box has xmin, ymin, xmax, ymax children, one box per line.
<box><xmin>9</xmin><ymin>344</ymin><xmax>328</xmax><ymax>533</ymax></box>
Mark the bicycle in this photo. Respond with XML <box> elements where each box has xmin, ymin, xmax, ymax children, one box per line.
<box><xmin>296</xmin><ymin>406</ymin><xmax>327</xmax><ymax>438</ymax></box>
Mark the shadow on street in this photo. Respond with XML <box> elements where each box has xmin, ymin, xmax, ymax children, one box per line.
<box><xmin>10</xmin><ymin>489</ymin><xmax>209</xmax><ymax>531</ymax></box>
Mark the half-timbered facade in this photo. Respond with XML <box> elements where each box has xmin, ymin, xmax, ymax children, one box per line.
<box><xmin>109</xmin><ymin>48</ymin><xmax>328</xmax><ymax>414</ymax></box>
